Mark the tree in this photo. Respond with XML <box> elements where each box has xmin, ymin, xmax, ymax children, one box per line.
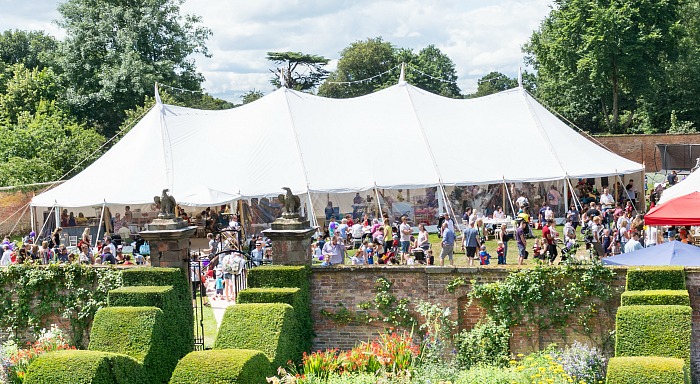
<box><xmin>241</xmin><ymin>89</ymin><xmax>264</xmax><ymax>105</ymax></box>
<box><xmin>318</xmin><ymin>37</ymin><xmax>397</xmax><ymax>98</ymax></box>
<box><xmin>468</xmin><ymin>72</ymin><xmax>517</xmax><ymax>98</ymax></box>
<box><xmin>267</xmin><ymin>52</ymin><xmax>329</xmax><ymax>92</ymax></box>
<box><xmin>524</xmin><ymin>0</ymin><xmax>684</xmax><ymax>133</ymax></box>
<box><xmin>55</xmin><ymin>0</ymin><xmax>212</xmax><ymax>137</ymax></box>
<box><xmin>0</xmin><ymin>30</ymin><xmax>57</xmax><ymax>70</ymax></box>
<box><xmin>0</xmin><ymin>63</ymin><xmax>62</xmax><ymax>124</ymax></box>
<box><xmin>318</xmin><ymin>38</ymin><xmax>461</xmax><ymax>98</ymax></box>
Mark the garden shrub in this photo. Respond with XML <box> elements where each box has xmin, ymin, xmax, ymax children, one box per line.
<box><xmin>169</xmin><ymin>349</ymin><xmax>271</xmax><ymax>384</ymax></box>
<box><xmin>247</xmin><ymin>266</ymin><xmax>313</xmax><ymax>355</ymax></box>
<box><xmin>621</xmin><ymin>290</ymin><xmax>690</xmax><ymax>306</ymax></box>
<box><xmin>89</xmin><ymin>306</ymin><xmax>169</xmax><ymax>384</ymax></box>
<box><xmin>24</xmin><ymin>350</ymin><xmax>142</xmax><ymax>384</ymax></box>
<box><xmin>111</xmin><ymin>268</ymin><xmax>193</xmax><ymax>363</ymax></box>
<box><xmin>615</xmin><ymin>305</ymin><xmax>691</xmax><ymax>363</ymax></box>
<box><xmin>455</xmin><ymin>318</ymin><xmax>510</xmax><ymax>369</ymax></box>
<box><xmin>606</xmin><ymin>356</ymin><xmax>689</xmax><ymax>384</ymax></box>
<box><xmin>552</xmin><ymin>341</ymin><xmax>606</xmax><ymax>384</ymax></box>
<box><xmin>215</xmin><ymin>303</ymin><xmax>300</xmax><ymax>370</ymax></box>
<box><xmin>626</xmin><ymin>266</ymin><xmax>686</xmax><ymax>291</ymax></box>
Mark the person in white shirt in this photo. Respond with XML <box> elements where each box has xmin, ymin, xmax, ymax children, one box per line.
<box><xmin>600</xmin><ymin>188</ymin><xmax>615</xmax><ymax>209</ymax></box>
<box><xmin>492</xmin><ymin>206</ymin><xmax>506</xmax><ymax>219</ymax></box>
<box><xmin>399</xmin><ymin>216</ymin><xmax>413</xmax><ymax>262</ymax></box>
<box><xmin>0</xmin><ymin>245</ymin><xmax>12</xmax><ymax>266</ymax></box>
<box><xmin>645</xmin><ymin>226</ymin><xmax>658</xmax><ymax>247</ymax></box>
<box><xmin>544</xmin><ymin>206</ymin><xmax>554</xmax><ymax>221</ymax></box>
<box><xmin>624</xmin><ymin>232</ymin><xmax>643</xmax><ymax>253</ymax></box>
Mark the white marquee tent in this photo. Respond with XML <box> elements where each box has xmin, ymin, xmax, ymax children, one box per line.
<box><xmin>31</xmin><ymin>81</ymin><xmax>643</xmax><ymax>220</ymax></box>
<box><xmin>657</xmin><ymin>169</ymin><xmax>700</xmax><ymax>205</ymax></box>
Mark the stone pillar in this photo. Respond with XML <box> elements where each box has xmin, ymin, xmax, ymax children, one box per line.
<box><xmin>263</xmin><ymin>214</ymin><xmax>316</xmax><ymax>266</ymax></box>
<box><xmin>139</xmin><ymin>218</ymin><xmax>196</xmax><ymax>269</ymax></box>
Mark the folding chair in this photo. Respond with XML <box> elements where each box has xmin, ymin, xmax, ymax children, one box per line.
<box><xmin>69</xmin><ymin>236</ymin><xmax>78</xmax><ymax>247</ymax></box>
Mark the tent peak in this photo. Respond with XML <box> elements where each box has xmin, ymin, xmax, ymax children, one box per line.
<box><xmin>398</xmin><ymin>62</ymin><xmax>406</xmax><ymax>85</ymax></box>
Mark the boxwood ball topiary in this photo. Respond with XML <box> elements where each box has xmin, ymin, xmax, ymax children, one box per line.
<box><xmin>214</xmin><ymin>303</ymin><xmax>300</xmax><ymax>370</ymax></box>
<box><xmin>24</xmin><ymin>350</ymin><xmax>143</xmax><ymax>384</ymax></box>
<box><xmin>606</xmin><ymin>356</ymin><xmax>689</xmax><ymax>384</ymax></box>
<box><xmin>625</xmin><ymin>267</ymin><xmax>686</xmax><ymax>291</ymax></box>
<box><xmin>169</xmin><ymin>349</ymin><xmax>272</xmax><ymax>384</ymax></box>
<box><xmin>615</xmin><ymin>305</ymin><xmax>691</xmax><ymax>363</ymax></box>
<box><xmin>89</xmin><ymin>306</ymin><xmax>169</xmax><ymax>383</ymax></box>
<box><xmin>620</xmin><ymin>290</ymin><xmax>690</xmax><ymax>306</ymax></box>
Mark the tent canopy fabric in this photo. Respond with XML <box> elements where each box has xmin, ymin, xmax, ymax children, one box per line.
<box><xmin>658</xmin><ymin>169</ymin><xmax>700</xmax><ymax>204</ymax></box>
<box><xmin>602</xmin><ymin>241</ymin><xmax>700</xmax><ymax>266</ymax></box>
<box><xmin>31</xmin><ymin>83</ymin><xmax>643</xmax><ymax>208</ymax></box>
<box><xmin>645</xmin><ymin>191</ymin><xmax>700</xmax><ymax>226</ymax></box>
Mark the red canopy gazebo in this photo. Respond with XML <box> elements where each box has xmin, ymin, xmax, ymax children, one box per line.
<box><xmin>645</xmin><ymin>191</ymin><xmax>700</xmax><ymax>226</ymax></box>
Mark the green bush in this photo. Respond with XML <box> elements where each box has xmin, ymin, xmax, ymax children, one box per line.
<box><xmin>455</xmin><ymin>318</ymin><xmax>511</xmax><ymax>369</ymax></box>
<box><xmin>237</xmin><ymin>287</ymin><xmax>300</xmax><ymax>307</ymax></box>
<box><xmin>247</xmin><ymin>266</ymin><xmax>313</xmax><ymax>356</ymax></box>
<box><xmin>112</xmin><ymin>268</ymin><xmax>193</xmax><ymax>363</ymax></box>
<box><xmin>621</xmin><ymin>290</ymin><xmax>690</xmax><ymax>306</ymax></box>
<box><xmin>615</xmin><ymin>305</ymin><xmax>691</xmax><ymax>363</ymax></box>
<box><xmin>89</xmin><ymin>306</ymin><xmax>170</xmax><ymax>383</ymax></box>
<box><xmin>606</xmin><ymin>356</ymin><xmax>689</xmax><ymax>384</ymax></box>
<box><xmin>24</xmin><ymin>350</ymin><xmax>143</xmax><ymax>384</ymax></box>
<box><xmin>215</xmin><ymin>303</ymin><xmax>300</xmax><ymax>370</ymax></box>
<box><xmin>169</xmin><ymin>349</ymin><xmax>271</xmax><ymax>384</ymax></box>
<box><xmin>626</xmin><ymin>267</ymin><xmax>686</xmax><ymax>291</ymax></box>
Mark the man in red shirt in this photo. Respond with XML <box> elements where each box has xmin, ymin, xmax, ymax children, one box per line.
<box><xmin>542</xmin><ymin>218</ymin><xmax>558</xmax><ymax>264</ymax></box>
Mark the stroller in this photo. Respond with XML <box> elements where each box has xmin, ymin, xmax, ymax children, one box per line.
<box><xmin>378</xmin><ymin>237</ymin><xmax>400</xmax><ymax>264</ymax></box>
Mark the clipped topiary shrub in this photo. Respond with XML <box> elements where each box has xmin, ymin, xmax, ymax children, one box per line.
<box><xmin>169</xmin><ymin>349</ymin><xmax>272</xmax><ymax>384</ymax></box>
<box><xmin>615</xmin><ymin>305</ymin><xmax>691</xmax><ymax>363</ymax></box>
<box><xmin>606</xmin><ymin>356</ymin><xmax>689</xmax><ymax>384</ymax></box>
<box><xmin>89</xmin><ymin>306</ymin><xmax>169</xmax><ymax>384</ymax></box>
<box><xmin>626</xmin><ymin>267</ymin><xmax>686</xmax><ymax>291</ymax></box>
<box><xmin>247</xmin><ymin>266</ymin><xmax>312</xmax><ymax>356</ymax></box>
<box><xmin>620</xmin><ymin>290</ymin><xmax>690</xmax><ymax>306</ymax></box>
<box><xmin>215</xmin><ymin>303</ymin><xmax>299</xmax><ymax>370</ymax></box>
<box><xmin>112</xmin><ymin>268</ymin><xmax>193</xmax><ymax>363</ymax></box>
<box><xmin>24</xmin><ymin>350</ymin><xmax>142</xmax><ymax>384</ymax></box>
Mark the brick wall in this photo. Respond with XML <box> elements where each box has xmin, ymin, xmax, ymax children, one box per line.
<box><xmin>311</xmin><ymin>266</ymin><xmax>700</xmax><ymax>381</ymax></box>
<box><xmin>593</xmin><ymin>133</ymin><xmax>700</xmax><ymax>172</ymax></box>
<box><xmin>0</xmin><ymin>190</ymin><xmax>34</xmax><ymax>236</ymax></box>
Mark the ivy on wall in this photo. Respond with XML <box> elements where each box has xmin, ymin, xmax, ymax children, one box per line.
<box><xmin>0</xmin><ymin>264</ymin><xmax>122</xmax><ymax>348</ymax></box>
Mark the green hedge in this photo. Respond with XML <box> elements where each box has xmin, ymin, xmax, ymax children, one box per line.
<box><xmin>112</xmin><ymin>268</ymin><xmax>193</xmax><ymax>363</ymax></box>
<box><xmin>215</xmin><ymin>303</ymin><xmax>300</xmax><ymax>370</ymax></box>
<box><xmin>621</xmin><ymin>290</ymin><xmax>690</xmax><ymax>306</ymax></box>
<box><xmin>169</xmin><ymin>349</ymin><xmax>271</xmax><ymax>384</ymax></box>
<box><xmin>89</xmin><ymin>306</ymin><xmax>170</xmax><ymax>384</ymax></box>
<box><xmin>606</xmin><ymin>356</ymin><xmax>689</xmax><ymax>384</ymax></box>
<box><xmin>237</xmin><ymin>287</ymin><xmax>300</xmax><ymax>307</ymax></box>
<box><xmin>626</xmin><ymin>267</ymin><xmax>686</xmax><ymax>291</ymax></box>
<box><xmin>247</xmin><ymin>266</ymin><xmax>312</xmax><ymax>356</ymax></box>
<box><xmin>24</xmin><ymin>350</ymin><xmax>143</xmax><ymax>384</ymax></box>
<box><xmin>615</xmin><ymin>305</ymin><xmax>691</xmax><ymax>363</ymax></box>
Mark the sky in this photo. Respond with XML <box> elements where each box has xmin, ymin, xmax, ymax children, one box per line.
<box><xmin>0</xmin><ymin>0</ymin><xmax>553</xmax><ymax>102</ymax></box>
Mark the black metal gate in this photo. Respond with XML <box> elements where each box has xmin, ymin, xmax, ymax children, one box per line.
<box><xmin>188</xmin><ymin>256</ymin><xmax>206</xmax><ymax>351</ymax></box>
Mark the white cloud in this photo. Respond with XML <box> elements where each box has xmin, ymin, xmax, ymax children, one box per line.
<box><xmin>1</xmin><ymin>0</ymin><xmax>553</xmax><ymax>100</ymax></box>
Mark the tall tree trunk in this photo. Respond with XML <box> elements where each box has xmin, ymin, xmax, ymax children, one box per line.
<box><xmin>612</xmin><ymin>67</ymin><xmax>619</xmax><ymax>131</ymax></box>
<box><xmin>601</xmin><ymin>100</ymin><xmax>611</xmax><ymax>130</ymax></box>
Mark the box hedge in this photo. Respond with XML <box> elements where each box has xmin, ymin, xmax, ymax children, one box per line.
<box><xmin>169</xmin><ymin>349</ymin><xmax>271</xmax><ymax>384</ymax></box>
<box><xmin>89</xmin><ymin>306</ymin><xmax>170</xmax><ymax>384</ymax></box>
<box><xmin>615</xmin><ymin>305</ymin><xmax>691</xmax><ymax>363</ymax></box>
<box><xmin>215</xmin><ymin>303</ymin><xmax>300</xmax><ymax>370</ymax></box>
<box><xmin>626</xmin><ymin>267</ymin><xmax>686</xmax><ymax>291</ymax></box>
<box><xmin>247</xmin><ymin>266</ymin><xmax>312</xmax><ymax>356</ymax></box>
<box><xmin>111</xmin><ymin>268</ymin><xmax>193</xmax><ymax>363</ymax></box>
<box><xmin>24</xmin><ymin>350</ymin><xmax>143</xmax><ymax>384</ymax></box>
<box><xmin>606</xmin><ymin>356</ymin><xmax>689</xmax><ymax>384</ymax></box>
<box><xmin>620</xmin><ymin>290</ymin><xmax>690</xmax><ymax>306</ymax></box>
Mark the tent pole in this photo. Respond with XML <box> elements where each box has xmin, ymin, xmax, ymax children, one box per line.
<box><xmin>30</xmin><ymin>205</ymin><xmax>35</xmax><ymax>235</ymax></box>
<box><xmin>502</xmin><ymin>183</ymin><xmax>506</xmax><ymax>217</ymax></box>
<box><xmin>503</xmin><ymin>178</ymin><xmax>516</xmax><ymax>217</ymax></box>
<box><xmin>564</xmin><ymin>177</ymin><xmax>569</xmax><ymax>216</ymax></box>
<box><xmin>566</xmin><ymin>178</ymin><xmax>583</xmax><ymax>212</ymax></box>
<box><xmin>374</xmin><ymin>185</ymin><xmax>383</xmax><ymax>219</ymax></box>
<box><xmin>38</xmin><ymin>205</ymin><xmax>54</xmax><ymax>240</ymax></box>
<box><xmin>306</xmin><ymin>191</ymin><xmax>317</xmax><ymax>228</ymax></box>
<box><xmin>441</xmin><ymin>184</ymin><xmax>462</xmax><ymax>234</ymax></box>
<box><xmin>95</xmin><ymin>202</ymin><xmax>106</xmax><ymax>245</ymax></box>
<box><xmin>54</xmin><ymin>205</ymin><xmax>60</xmax><ymax>230</ymax></box>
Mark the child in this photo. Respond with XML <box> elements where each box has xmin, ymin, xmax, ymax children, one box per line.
<box><xmin>532</xmin><ymin>238</ymin><xmax>543</xmax><ymax>260</ymax></box>
<box><xmin>478</xmin><ymin>245</ymin><xmax>491</xmax><ymax>265</ymax></box>
<box><xmin>351</xmin><ymin>248</ymin><xmax>366</xmax><ymax>265</ymax></box>
<box><xmin>365</xmin><ymin>242</ymin><xmax>375</xmax><ymax>265</ymax></box>
<box><xmin>214</xmin><ymin>270</ymin><xmax>224</xmax><ymax>300</ymax></box>
<box><xmin>496</xmin><ymin>241</ymin><xmax>505</xmax><ymax>265</ymax></box>
<box><xmin>426</xmin><ymin>249</ymin><xmax>434</xmax><ymax>265</ymax></box>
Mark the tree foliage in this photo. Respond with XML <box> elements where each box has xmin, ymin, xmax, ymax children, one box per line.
<box><xmin>0</xmin><ymin>30</ymin><xmax>57</xmax><ymax>70</ymax></box>
<box><xmin>55</xmin><ymin>0</ymin><xmax>212</xmax><ymax>136</ymax></box>
<box><xmin>241</xmin><ymin>89</ymin><xmax>264</xmax><ymax>105</ymax></box>
<box><xmin>318</xmin><ymin>37</ymin><xmax>461</xmax><ymax>98</ymax></box>
<box><xmin>524</xmin><ymin>0</ymin><xmax>685</xmax><ymax>133</ymax></box>
<box><xmin>267</xmin><ymin>51</ymin><xmax>329</xmax><ymax>91</ymax></box>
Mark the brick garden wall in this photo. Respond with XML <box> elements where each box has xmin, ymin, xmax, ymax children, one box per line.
<box><xmin>0</xmin><ymin>190</ymin><xmax>34</xmax><ymax>236</ymax></box>
<box><xmin>311</xmin><ymin>266</ymin><xmax>700</xmax><ymax>381</ymax></box>
<box><xmin>593</xmin><ymin>133</ymin><xmax>700</xmax><ymax>172</ymax></box>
